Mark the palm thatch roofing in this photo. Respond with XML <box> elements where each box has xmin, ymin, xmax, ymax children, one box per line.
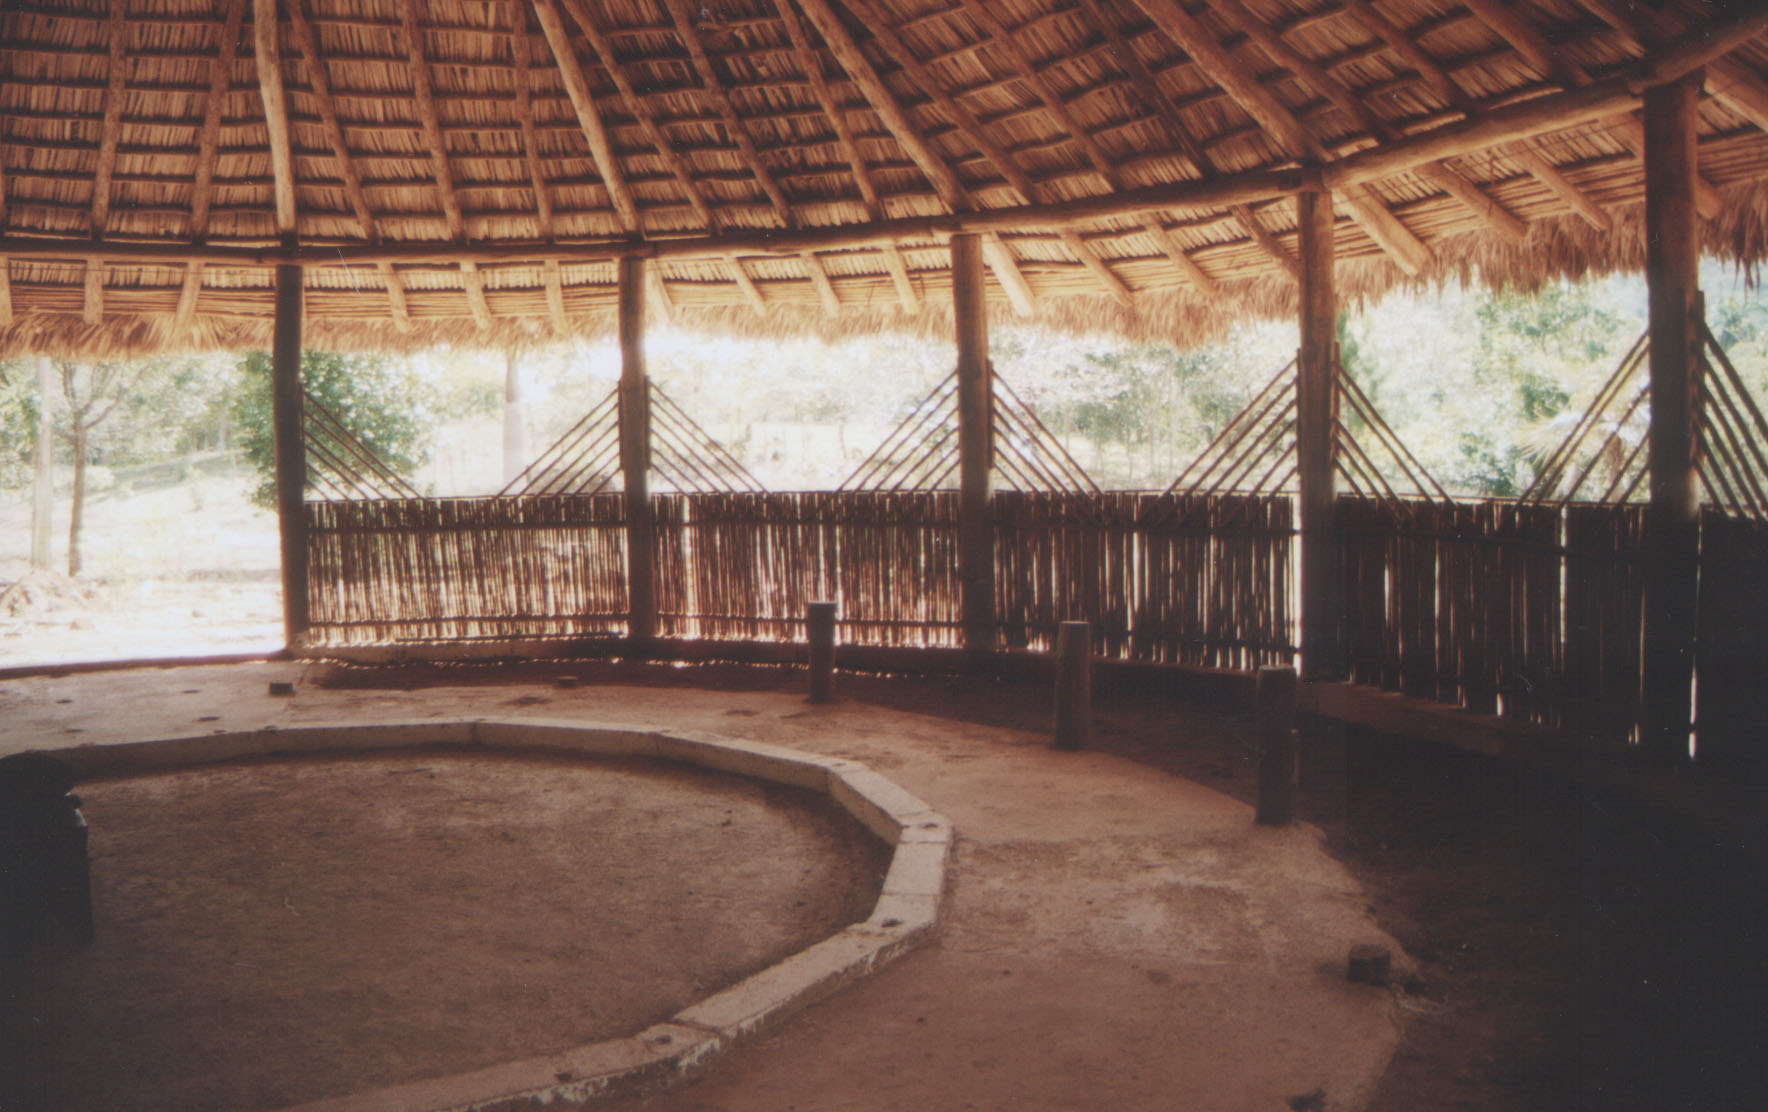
<box><xmin>1</xmin><ymin>0</ymin><xmax>1766</xmax><ymax>357</ymax></box>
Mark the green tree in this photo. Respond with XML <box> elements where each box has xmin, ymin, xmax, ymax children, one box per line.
<box><xmin>232</xmin><ymin>350</ymin><xmax>433</xmax><ymax>507</ymax></box>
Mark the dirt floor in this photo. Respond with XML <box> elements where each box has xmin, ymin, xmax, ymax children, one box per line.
<box><xmin>3</xmin><ymin>657</ymin><xmax>1763</xmax><ymax>1110</ymax></box>
<box><xmin>1</xmin><ymin>749</ymin><xmax>888</xmax><ymax>1111</ymax></box>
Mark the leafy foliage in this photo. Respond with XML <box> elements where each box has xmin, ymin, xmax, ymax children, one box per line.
<box><xmin>232</xmin><ymin>350</ymin><xmax>434</xmax><ymax>506</ymax></box>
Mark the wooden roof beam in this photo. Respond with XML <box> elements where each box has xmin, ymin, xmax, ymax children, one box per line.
<box><xmin>287</xmin><ymin>0</ymin><xmax>409</xmax><ymax>330</ymax></box>
<box><xmin>794</xmin><ymin>0</ymin><xmax>1033</xmax><ymax>314</ymax></box>
<box><xmin>1337</xmin><ymin>0</ymin><xmax>1609</xmax><ymax>231</ymax></box>
<box><xmin>176</xmin><ymin>0</ymin><xmax>246</xmax><ymax>337</ymax></box>
<box><xmin>1459</xmin><ymin>0</ymin><xmax>1721</xmax><ymax>219</ymax></box>
<box><xmin>85</xmin><ymin>0</ymin><xmax>129</xmax><ymax>323</ymax></box>
<box><xmin>773</xmin><ymin>0</ymin><xmax>917</xmax><ymax>313</ymax></box>
<box><xmin>559</xmin><ymin>0</ymin><xmax>715</xmax><ymax>231</ymax></box>
<box><xmin>662</xmin><ymin>0</ymin><xmax>839</xmax><ymax>315</ymax></box>
<box><xmin>969</xmin><ymin>0</ymin><xmax>1214</xmax><ymax>296</ymax></box>
<box><xmin>252</xmin><ymin>0</ymin><xmax>298</xmax><ymax>238</ymax></box>
<box><xmin>530</xmin><ymin>0</ymin><xmax>640</xmax><ymax>236</ymax></box>
<box><xmin>394</xmin><ymin>0</ymin><xmax>488</xmax><ymax>329</ymax></box>
<box><xmin>1128</xmin><ymin>0</ymin><xmax>1432</xmax><ymax>276</ymax></box>
<box><xmin>846</xmin><ymin>0</ymin><xmax>1132</xmax><ymax>306</ymax></box>
<box><xmin>560</xmin><ymin>0</ymin><xmax>764</xmax><ymax>309</ymax></box>
<box><xmin>1076</xmin><ymin>0</ymin><xmax>1229</xmax><ymax>292</ymax></box>
<box><xmin>1574</xmin><ymin>0</ymin><xmax>1768</xmax><ymax>134</ymax></box>
<box><xmin>1211</xmin><ymin>0</ymin><xmax>1526</xmax><ymax>244</ymax></box>
<box><xmin>510</xmin><ymin>1</ymin><xmax>561</xmax><ymax>334</ymax></box>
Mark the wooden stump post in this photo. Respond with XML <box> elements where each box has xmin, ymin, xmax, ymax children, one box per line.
<box><xmin>1053</xmin><ymin>621</ymin><xmax>1091</xmax><ymax>751</ymax></box>
<box><xmin>618</xmin><ymin>256</ymin><xmax>656</xmax><ymax>646</ymax></box>
<box><xmin>807</xmin><ymin>601</ymin><xmax>837</xmax><ymax>703</ymax></box>
<box><xmin>271</xmin><ymin>263</ymin><xmax>309</xmax><ymax>645</ymax></box>
<box><xmin>1256</xmin><ymin>665</ymin><xmax>1298</xmax><ymax>826</ymax></box>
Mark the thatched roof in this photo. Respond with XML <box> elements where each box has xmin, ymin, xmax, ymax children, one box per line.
<box><xmin>1</xmin><ymin>0</ymin><xmax>1765</xmax><ymax>357</ymax></box>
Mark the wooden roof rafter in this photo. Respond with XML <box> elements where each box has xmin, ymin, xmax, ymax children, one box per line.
<box><xmin>843</xmin><ymin>0</ymin><xmax>1136</xmax><ymax>306</ymax></box>
<box><xmin>772</xmin><ymin>0</ymin><xmax>920</xmax><ymax>312</ymax></box>
<box><xmin>174</xmin><ymin>0</ymin><xmax>246</xmax><ymax>338</ymax></box>
<box><xmin>286</xmin><ymin>0</ymin><xmax>410</xmax><ymax>333</ymax></box>
<box><xmin>794</xmin><ymin>0</ymin><xmax>1037</xmax><ymax>316</ymax></box>
<box><xmin>1127</xmin><ymin>0</ymin><xmax>1433</xmax><ymax>277</ymax></box>
<box><xmin>553</xmin><ymin>0</ymin><xmax>748</xmax><ymax>318</ymax></box>
<box><xmin>1079</xmin><ymin>0</ymin><xmax>1337</xmax><ymax>280</ymax></box>
<box><xmin>1458</xmin><ymin>0</ymin><xmax>1721</xmax><ymax>221</ymax></box>
<box><xmin>507</xmin><ymin>0</ymin><xmax>567</xmax><ymax>334</ymax></box>
<box><xmin>84</xmin><ymin>0</ymin><xmax>131</xmax><ymax>325</ymax></box>
<box><xmin>1572</xmin><ymin>0</ymin><xmax>1768</xmax><ymax>134</ymax></box>
<box><xmin>962</xmin><ymin>0</ymin><xmax>1221</xmax><ymax>297</ymax></box>
<box><xmin>1207</xmin><ymin>0</ymin><xmax>1528</xmax><ymax>245</ymax></box>
<box><xmin>659</xmin><ymin>0</ymin><xmax>841</xmax><ymax>316</ymax></box>
<box><xmin>252</xmin><ymin>0</ymin><xmax>299</xmax><ymax>239</ymax></box>
<box><xmin>393</xmin><ymin>0</ymin><xmax>488</xmax><ymax>329</ymax></box>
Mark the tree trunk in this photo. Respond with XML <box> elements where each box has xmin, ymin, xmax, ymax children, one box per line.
<box><xmin>502</xmin><ymin>348</ymin><xmax>526</xmax><ymax>485</ymax></box>
<box><xmin>31</xmin><ymin>355</ymin><xmax>54</xmax><ymax>570</ymax></box>
<box><xmin>67</xmin><ymin>427</ymin><xmax>87</xmax><ymax>577</ymax></box>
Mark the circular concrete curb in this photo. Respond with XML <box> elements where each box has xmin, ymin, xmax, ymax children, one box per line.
<box><xmin>49</xmin><ymin>719</ymin><xmax>951</xmax><ymax>1111</ymax></box>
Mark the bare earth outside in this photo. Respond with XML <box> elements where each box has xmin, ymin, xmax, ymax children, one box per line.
<box><xmin>1</xmin><ymin>750</ymin><xmax>890</xmax><ymax>1111</ymax></box>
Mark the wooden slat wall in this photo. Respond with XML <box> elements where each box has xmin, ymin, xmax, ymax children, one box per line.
<box><xmin>652</xmin><ymin>491</ymin><xmax>962</xmax><ymax>647</ymax></box>
<box><xmin>306</xmin><ymin>494</ymin><xmax>629</xmax><ymax>644</ymax></box>
<box><xmin>1343</xmin><ymin>497</ymin><xmax>1646</xmax><ymax>747</ymax></box>
<box><xmin>993</xmin><ymin>491</ymin><xmax>1293</xmax><ymax>668</ymax></box>
<box><xmin>1695</xmin><ymin>509</ymin><xmax>1768</xmax><ymax>769</ymax></box>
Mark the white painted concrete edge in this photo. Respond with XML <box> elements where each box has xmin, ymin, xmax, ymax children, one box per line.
<box><xmin>43</xmin><ymin>719</ymin><xmax>950</xmax><ymax>1112</ymax></box>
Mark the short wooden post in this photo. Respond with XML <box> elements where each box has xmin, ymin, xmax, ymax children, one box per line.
<box><xmin>618</xmin><ymin>255</ymin><xmax>656</xmax><ymax>646</ymax></box>
<box><xmin>953</xmin><ymin>233</ymin><xmax>996</xmax><ymax>656</ymax></box>
<box><xmin>807</xmin><ymin>601</ymin><xmax>837</xmax><ymax>703</ymax></box>
<box><xmin>1053</xmin><ymin>621</ymin><xmax>1091</xmax><ymax>751</ymax></box>
<box><xmin>271</xmin><ymin>263</ymin><xmax>309</xmax><ymax>645</ymax></box>
<box><xmin>1255</xmin><ymin>665</ymin><xmax>1298</xmax><ymax>826</ymax></box>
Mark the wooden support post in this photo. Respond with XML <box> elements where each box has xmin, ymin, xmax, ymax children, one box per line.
<box><xmin>1256</xmin><ymin>665</ymin><xmax>1298</xmax><ymax>825</ymax></box>
<box><xmin>618</xmin><ymin>255</ymin><xmax>656</xmax><ymax>646</ymax></box>
<box><xmin>807</xmin><ymin>601</ymin><xmax>837</xmax><ymax>703</ymax></box>
<box><xmin>31</xmin><ymin>354</ymin><xmax>54</xmax><ymax>570</ymax></box>
<box><xmin>1296</xmin><ymin>188</ymin><xmax>1342</xmax><ymax>681</ymax></box>
<box><xmin>1053</xmin><ymin>621</ymin><xmax>1092</xmax><ymax>750</ymax></box>
<box><xmin>272</xmin><ymin>263</ymin><xmax>309</xmax><ymax>645</ymax></box>
<box><xmin>954</xmin><ymin>233</ymin><xmax>996</xmax><ymax>655</ymax></box>
<box><xmin>1642</xmin><ymin>75</ymin><xmax>1702</xmax><ymax>764</ymax></box>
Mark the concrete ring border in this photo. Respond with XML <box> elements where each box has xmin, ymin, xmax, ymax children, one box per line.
<box><xmin>48</xmin><ymin>718</ymin><xmax>953</xmax><ymax>1112</ymax></box>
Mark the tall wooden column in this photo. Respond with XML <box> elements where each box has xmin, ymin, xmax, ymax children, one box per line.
<box><xmin>953</xmin><ymin>233</ymin><xmax>995</xmax><ymax>654</ymax></box>
<box><xmin>272</xmin><ymin>263</ymin><xmax>309</xmax><ymax>645</ymax></box>
<box><xmin>1641</xmin><ymin>74</ymin><xmax>1703</xmax><ymax>762</ymax></box>
<box><xmin>618</xmin><ymin>255</ymin><xmax>656</xmax><ymax>645</ymax></box>
<box><xmin>1296</xmin><ymin>188</ymin><xmax>1341</xmax><ymax>680</ymax></box>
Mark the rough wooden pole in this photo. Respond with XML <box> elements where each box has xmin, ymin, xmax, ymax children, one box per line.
<box><xmin>272</xmin><ymin>263</ymin><xmax>309</xmax><ymax>645</ymax></box>
<box><xmin>954</xmin><ymin>233</ymin><xmax>996</xmax><ymax>655</ymax></box>
<box><xmin>31</xmin><ymin>354</ymin><xmax>54</xmax><ymax>570</ymax></box>
<box><xmin>1641</xmin><ymin>74</ymin><xmax>1702</xmax><ymax>764</ymax></box>
<box><xmin>619</xmin><ymin>255</ymin><xmax>656</xmax><ymax>646</ymax></box>
<box><xmin>1256</xmin><ymin>664</ymin><xmax>1299</xmax><ymax>825</ymax></box>
<box><xmin>807</xmin><ymin>601</ymin><xmax>837</xmax><ymax>703</ymax></box>
<box><xmin>1296</xmin><ymin>188</ymin><xmax>1341</xmax><ymax>681</ymax></box>
<box><xmin>1053</xmin><ymin>620</ymin><xmax>1091</xmax><ymax>750</ymax></box>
